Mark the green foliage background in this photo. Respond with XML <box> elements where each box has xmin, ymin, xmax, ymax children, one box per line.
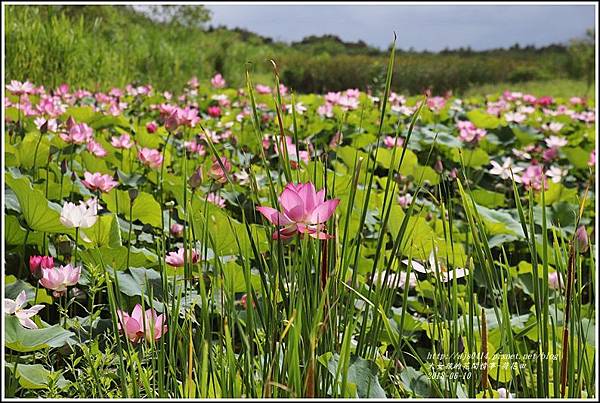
<box><xmin>5</xmin><ymin>5</ymin><xmax>595</xmax><ymax>95</ymax></box>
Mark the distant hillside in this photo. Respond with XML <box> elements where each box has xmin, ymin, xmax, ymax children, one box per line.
<box><xmin>5</xmin><ymin>5</ymin><xmax>594</xmax><ymax>94</ymax></box>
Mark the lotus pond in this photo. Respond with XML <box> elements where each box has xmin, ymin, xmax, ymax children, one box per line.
<box><xmin>3</xmin><ymin>59</ymin><xmax>597</xmax><ymax>399</ymax></box>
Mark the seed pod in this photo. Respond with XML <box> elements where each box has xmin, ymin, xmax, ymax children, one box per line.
<box><xmin>128</xmin><ymin>188</ymin><xmax>139</xmax><ymax>202</ymax></box>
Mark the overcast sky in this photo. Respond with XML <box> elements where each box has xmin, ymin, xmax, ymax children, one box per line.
<box><xmin>205</xmin><ymin>4</ymin><xmax>596</xmax><ymax>51</ymax></box>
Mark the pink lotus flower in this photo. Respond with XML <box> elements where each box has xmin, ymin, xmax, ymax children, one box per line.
<box><xmin>170</xmin><ymin>223</ymin><xmax>184</xmax><ymax>237</ymax></box>
<box><xmin>174</xmin><ymin>106</ymin><xmax>200</xmax><ymax>128</ymax></box>
<box><xmin>60</xmin><ymin>122</ymin><xmax>93</xmax><ymax>144</ymax></box>
<box><xmin>111</xmin><ymin>133</ymin><xmax>134</xmax><ymax>149</ymax></box>
<box><xmin>211</xmin><ymin>73</ymin><xmax>226</xmax><ymax>88</ymax></box>
<box><xmin>573</xmin><ymin>111</ymin><xmax>595</xmax><ymax>123</ymax></box>
<box><xmin>207</xmin><ymin>105</ymin><xmax>221</xmax><ymax>118</ymax></box>
<box><xmin>337</xmin><ymin>95</ymin><xmax>359</xmax><ymax>111</ymax></box>
<box><xmin>209</xmin><ymin>156</ymin><xmax>231</xmax><ymax>183</ymax></box>
<box><xmin>138</xmin><ymin>147</ymin><xmax>163</xmax><ymax>169</ymax></box>
<box><xmin>4</xmin><ymin>290</ymin><xmax>45</xmax><ymax>329</ymax></box>
<box><xmin>116</xmin><ymin>304</ymin><xmax>167</xmax><ymax>343</ymax></box>
<box><xmin>522</xmin><ymin>94</ymin><xmax>537</xmax><ymax>104</ymax></box>
<box><xmin>187</xmin><ymin>76</ymin><xmax>200</xmax><ymax>89</ymax></box>
<box><xmin>165</xmin><ymin>248</ymin><xmax>200</xmax><ymax>267</ymax></box>
<box><xmin>427</xmin><ymin>96</ymin><xmax>446</xmax><ymax>111</ymax></box>
<box><xmin>324</xmin><ymin>92</ymin><xmax>340</xmax><ymax>104</ymax></box>
<box><xmin>255</xmin><ymin>84</ymin><xmax>272</xmax><ymax>94</ymax></box>
<box><xmin>398</xmin><ymin>193</ymin><xmax>413</xmax><ymax>208</ymax></box>
<box><xmin>184</xmin><ymin>139</ymin><xmax>206</xmax><ymax>156</ymax></box>
<box><xmin>146</xmin><ymin>121</ymin><xmax>158</xmax><ymax>133</ymax></box>
<box><xmin>503</xmin><ymin>91</ymin><xmax>522</xmax><ymax>102</ymax></box>
<box><xmin>39</xmin><ymin>264</ymin><xmax>81</xmax><ymax>297</ymax></box>
<box><xmin>457</xmin><ymin>121</ymin><xmax>487</xmax><ymax>143</ymax></box>
<box><xmin>279</xmin><ymin>83</ymin><xmax>289</xmax><ymax>96</ymax></box>
<box><xmin>317</xmin><ymin>103</ymin><xmax>334</xmax><ymax>118</ymax></box>
<box><xmin>262</xmin><ymin>135</ymin><xmax>271</xmax><ymax>149</ymax></box>
<box><xmin>257</xmin><ymin>182</ymin><xmax>340</xmax><ymax>240</ymax></box>
<box><xmin>109</xmin><ymin>87</ymin><xmax>123</xmax><ymax>97</ymax></box>
<box><xmin>384</xmin><ymin>136</ymin><xmax>404</xmax><ymax>148</ymax></box>
<box><xmin>274</xmin><ymin>136</ymin><xmax>310</xmax><ymax>168</ymax></box>
<box><xmin>6</xmin><ymin>80</ymin><xmax>35</xmax><ymax>95</ymax></box>
<box><xmin>570</xmin><ymin>97</ymin><xmax>584</xmax><ymax>105</ymax></box>
<box><xmin>542</xmin><ymin>147</ymin><xmax>558</xmax><ymax>162</ymax></box>
<box><xmin>521</xmin><ymin>164</ymin><xmax>547</xmax><ymax>191</ymax></box>
<box><xmin>87</xmin><ymin>140</ymin><xmax>107</xmax><ymax>157</ymax></box>
<box><xmin>207</xmin><ymin>192</ymin><xmax>226</xmax><ymax>208</ymax></box>
<box><xmin>29</xmin><ymin>255</ymin><xmax>55</xmax><ymax>279</ymax></box>
<box><xmin>389</xmin><ymin>92</ymin><xmax>406</xmax><ymax>105</ymax></box>
<box><xmin>345</xmin><ymin>88</ymin><xmax>360</xmax><ymax>98</ymax></box>
<box><xmin>82</xmin><ymin>172</ymin><xmax>118</xmax><ymax>193</ymax></box>
<box><xmin>536</xmin><ymin>96</ymin><xmax>554</xmax><ymax>107</ymax></box>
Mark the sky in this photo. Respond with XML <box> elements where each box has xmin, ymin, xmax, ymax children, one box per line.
<box><xmin>205</xmin><ymin>4</ymin><xmax>596</xmax><ymax>51</ymax></box>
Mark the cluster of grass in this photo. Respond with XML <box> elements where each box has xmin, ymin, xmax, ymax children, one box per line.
<box><xmin>5</xmin><ymin>5</ymin><xmax>594</xmax><ymax>95</ymax></box>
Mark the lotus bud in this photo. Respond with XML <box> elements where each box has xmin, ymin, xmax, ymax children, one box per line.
<box><xmin>61</xmin><ymin>159</ymin><xmax>68</xmax><ymax>174</ymax></box>
<box><xmin>434</xmin><ymin>158</ymin><xmax>444</xmax><ymax>174</ymax></box>
<box><xmin>40</xmin><ymin>119</ymin><xmax>48</xmax><ymax>134</ymax></box>
<box><xmin>170</xmin><ymin>223</ymin><xmax>184</xmax><ymax>237</ymax></box>
<box><xmin>576</xmin><ymin>225</ymin><xmax>589</xmax><ymax>253</ymax></box>
<box><xmin>65</xmin><ymin>116</ymin><xmax>76</xmax><ymax>130</ymax></box>
<box><xmin>189</xmin><ymin>167</ymin><xmax>203</xmax><ymax>190</ymax></box>
<box><xmin>146</xmin><ymin>121</ymin><xmax>158</xmax><ymax>133</ymax></box>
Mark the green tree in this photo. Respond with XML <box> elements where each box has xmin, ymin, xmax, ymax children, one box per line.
<box><xmin>142</xmin><ymin>5</ymin><xmax>212</xmax><ymax>29</ymax></box>
<box><xmin>567</xmin><ymin>28</ymin><xmax>595</xmax><ymax>93</ymax></box>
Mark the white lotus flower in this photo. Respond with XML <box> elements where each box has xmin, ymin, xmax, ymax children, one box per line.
<box><xmin>372</xmin><ymin>270</ymin><xmax>418</xmax><ymax>289</ymax></box>
<box><xmin>544</xmin><ymin>135</ymin><xmax>568</xmax><ymax>149</ymax></box>
<box><xmin>545</xmin><ymin>166</ymin><xmax>567</xmax><ymax>183</ymax></box>
<box><xmin>60</xmin><ymin>198</ymin><xmax>98</xmax><ymax>229</ymax></box>
<box><xmin>402</xmin><ymin>249</ymin><xmax>469</xmax><ymax>283</ymax></box>
<box><xmin>4</xmin><ymin>290</ymin><xmax>45</xmax><ymax>329</ymax></box>
<box><xmin>489</xmin><ymin>157</ymin><xmax>524</xmax><ymax>181</ymax></box>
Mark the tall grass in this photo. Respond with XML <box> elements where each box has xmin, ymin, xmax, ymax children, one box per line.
<box><xmin>5</xmin><ymin>5</ymin><xmax>590</xmax><ymax>95</ymax></box>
